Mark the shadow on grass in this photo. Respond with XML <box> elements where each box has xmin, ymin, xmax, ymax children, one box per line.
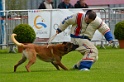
<box><xmin>0</xmin><ymin>71</ymin><xmax>28</xmax><ymax>74</ymax></box>
<box><xmin>1</xmin><ymin>70</ymin><xmax>62</xmax><ymax>74</ymax></box>
<box><xmin>6</xmin><ymin>69</ymin><xmax>79</xmax><ymax>73</ymax></box>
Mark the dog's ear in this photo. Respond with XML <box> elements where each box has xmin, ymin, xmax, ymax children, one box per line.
<box><xmin>72</xmin><ymin>45</ymin><xmax>79</xmax><ymax>50</ymax></box>
<box><xmin>62</xmin><ymin>42</ymin><xmax>67</xmax><ymax>45</ymax></box>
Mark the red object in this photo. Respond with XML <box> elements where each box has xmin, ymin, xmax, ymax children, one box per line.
<box><xmin>75</xmin><ymin>13</ymin><xmax>83</xmax><ymax>36</ymax></box>
<box><xmin>118</xmin><ymin>40</ymin><xmax>124</xmax><ymax>49</ymax></box>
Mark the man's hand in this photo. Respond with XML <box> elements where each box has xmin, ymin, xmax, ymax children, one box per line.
<box><xmin>56</xmin><ymin>28</ymin><xmax>62</xmax><ymax>34</ymax></box>
<box><xmin>56</xmin><ymin>30</ymin><xmax>59</xmax><ymax>34</ymax></box>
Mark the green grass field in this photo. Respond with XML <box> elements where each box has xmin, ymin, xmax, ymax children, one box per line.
<box><xmin>0</xmin><ymin>48</ymin><xmax>124</xmax><ymax>82</ymax></box>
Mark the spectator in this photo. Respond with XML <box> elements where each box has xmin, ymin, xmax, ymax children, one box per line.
<box><xmin>38</xmin><ymin>0</ymin><xmax>54</xmax><ymax>9</ymax></box>
<box><xmin>74</xmin><ymin>0</ymin><xmax>88</xmax><ymax>8</ymax></box>
<box><xmin>58</xmin><ymin>0</ymin><xmax>73</xmax><ymax>9</ymax></box>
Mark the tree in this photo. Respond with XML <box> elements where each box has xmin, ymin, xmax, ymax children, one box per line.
<box><xmin>5</xmin><ymin>0</ymin><xmax>28</xmax><ymax>10</ymax></box>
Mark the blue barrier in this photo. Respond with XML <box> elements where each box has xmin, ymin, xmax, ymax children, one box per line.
<box><xmin>0</xmin><ymin>0</ymin><xmax>4</xmax><ymax>44</ymax></box>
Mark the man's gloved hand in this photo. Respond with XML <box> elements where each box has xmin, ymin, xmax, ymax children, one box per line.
<box><xmin>56</xmin><ymin>28</ymin><xmax>62</xmax><ymax>34</ymax></box>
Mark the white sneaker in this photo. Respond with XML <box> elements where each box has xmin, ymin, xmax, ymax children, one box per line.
<box><xmin>80</xmin><ymin>68</ymin><xmax>90</xmax><ymax>71</ymax></box>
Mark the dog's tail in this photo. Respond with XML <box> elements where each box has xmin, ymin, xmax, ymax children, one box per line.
<box><xmin>11</xmin><ymin>33</ymin><xmax>24</xmax><ymax>47</ymax></box>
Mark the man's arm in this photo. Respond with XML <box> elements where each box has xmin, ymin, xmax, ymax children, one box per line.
<box><xmin>98</xmin><ymin>22</ymin><xmax>113</xmax><ymax>43</ymax></box>
<box><xmin>56</xmin><ymin>13</ymin><xmax>77</xmax><ymax>34</ymax></box>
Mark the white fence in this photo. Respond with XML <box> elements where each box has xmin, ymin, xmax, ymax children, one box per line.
<box><xmin>0</xmin><ymin>8</ymin><xmax>122</xmax><ymax>51</ymax></box>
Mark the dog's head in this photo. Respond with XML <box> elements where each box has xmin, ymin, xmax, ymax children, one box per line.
<box><xmin>62</xmin><ymin>42</ymin><xmax>79</xmax><ymax>53</ymax></box>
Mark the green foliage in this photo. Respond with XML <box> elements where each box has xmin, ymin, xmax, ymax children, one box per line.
<box><xmin>13</xmin><ymin>24</ymin><xmax>36</xmax><ymax>43</ymax></box>
<box><xmin>5</xmin><ymin>0</ymin><xmax>28</xmax><ymax>10</ymax></box>
<box><xmin>114</xmin><ymin>20</ymin><xmax>124</xmax><ymax>40</ymax></box>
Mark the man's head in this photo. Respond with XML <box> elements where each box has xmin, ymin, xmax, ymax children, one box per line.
<box><xmin>63</xmin><ymin>0</ymin><xmax>70</xmax><ymax>4</ymax></box>
<box><xmin>84</xmin><ymin>10</ymin><xmax>96</xmax><ymax>24</ymax></box>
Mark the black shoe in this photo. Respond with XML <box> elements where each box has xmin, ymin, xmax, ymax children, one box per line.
<box><xmin>73</xmin><ymin>64</ymin><xmax>78</xmax><ymax>69</ymax></box>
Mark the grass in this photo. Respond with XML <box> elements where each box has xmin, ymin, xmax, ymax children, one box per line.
<box><xmin>0</xmin><ymin>48</ymin><xmax>124</xmax><ymax>82</ymax></box>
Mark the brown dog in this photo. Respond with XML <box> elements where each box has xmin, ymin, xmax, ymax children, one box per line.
<box><xmin>11</xmin><ymin>34</ymin><xmax>78</xmax><ymax>72</ymax></box>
